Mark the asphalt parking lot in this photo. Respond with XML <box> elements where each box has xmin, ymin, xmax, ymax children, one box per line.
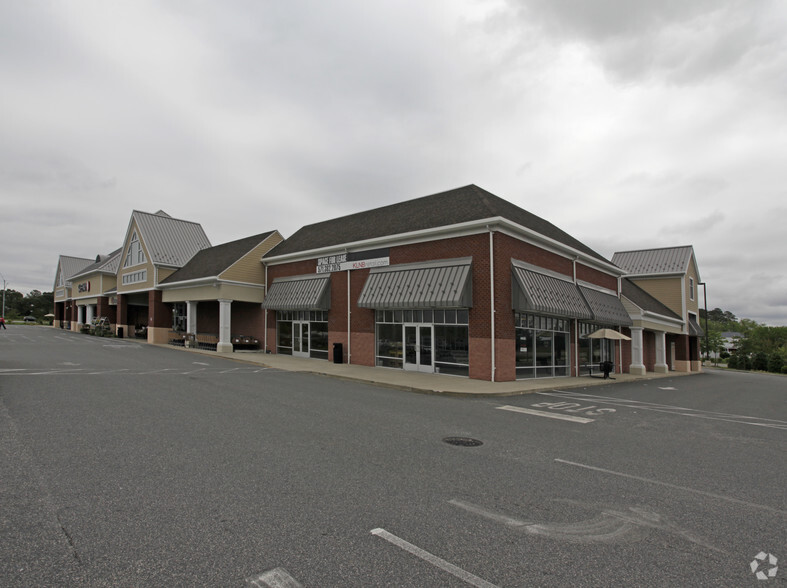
<box><xmin>1</xmin><ymin>327</ymin><xmax>785</xmax><ymax>586</ymax></box>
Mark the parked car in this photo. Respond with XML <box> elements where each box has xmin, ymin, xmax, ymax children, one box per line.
<box><xmin>23</xmin><ymin>316</ymin><xmax>36</xmax><ymax>323</ymax></box>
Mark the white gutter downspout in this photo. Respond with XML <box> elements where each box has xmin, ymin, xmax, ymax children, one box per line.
<box><xmin>618</xmin><ymin>276</ymin><xmax>623</xmax><ymax>372</ymax></box>
<box><xmin>263</xmin><ymin>264</ymin><xmax>268</xmax><ymax>353</ymax></box>
<box><xmin>489</xmin><ymin>227</ymin><xmax>496</xmax><ymax>382</ymax></box>
<box><xmin>573</xmin><ymin>257</ymin><xmax>579</xmax><ymax>377</ymax></box>
<box><xmin>347</xmin><ymin>269</ymin><xmax>351</xmax><ymax>364</ymax></box>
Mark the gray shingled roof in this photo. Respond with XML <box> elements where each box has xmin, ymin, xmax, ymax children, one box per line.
<box><xmin>621</xmin><ymin>278</ymin><xmax>682</xmax><ymax>320</ymax></box>
<box><xmin>70</xmin><ymin>248</ymin><xmax>122</xmax><ymax>279</ymax></box>
<box><xmin>265</xmin><ymin>185</ymin><xmax>608</xmax><ymax>262</ymax></box>
<box><xmin>55</xmin><ymin>255</ymin><xmax>94</xmax><ymax>288</ymax></box>
<box><xmin>132</xmin><ymin>210</ymin><xmax>211</xmax><ymax>267</ymax></box>
<box><xmin>161</xmin><ymin>232</ymin><xmax>275</xmax><ymax>284</ymax></box>
<box><xmin>612</xmin><ymin>246</ymin><xmax>694</xmax><ymax>275</ymax></box>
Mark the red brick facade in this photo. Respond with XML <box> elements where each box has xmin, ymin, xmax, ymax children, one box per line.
<box><xmin>265</xmin><ymin>230</ymin><xmax>622</xmax><ymax>382</ymax></box>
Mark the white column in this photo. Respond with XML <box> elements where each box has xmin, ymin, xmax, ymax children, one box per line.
<box><xmin>86</xmin><ymin>305</ymin><xmax>95</xmax><ymax>325</ymax></box>
<box><xmin>186</xmin><ymin>301</ymin><xmax>198</xmax><ymax>334</ymax></box>
<box><xmin>629</xmin><ymin>326</ymin><xmax>646</xmax><ymax>376</ymax></box>
<box><xmin>654</xmin><ymin>330</ymin><xmax>669</xmax><ymax>374</ymax></box>
<box><xmin>216</xmin><ymin>299</ymin><xmax>233</xmax><ymax>353</ymax></box>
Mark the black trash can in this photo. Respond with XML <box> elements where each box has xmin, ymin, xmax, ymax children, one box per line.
<box><xmin>333</xmin><ymin>342</ymin><xmax>343</xmax><ymax>364</ymax></box>
<box><xmin>117</xmin><ymin>327</ymin><xmax>124</xmax><ymax>338</ymax></box>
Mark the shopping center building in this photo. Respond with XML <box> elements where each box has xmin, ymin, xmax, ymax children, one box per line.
<box><xmin>261</xmin><ymin>184</ymin><xmax>635</xmax><ymax>382</ymax></box>
<box><xmin>52</xmin><ymin>185</ymin><xmax>703</xmax><ymax>382</ymax></box>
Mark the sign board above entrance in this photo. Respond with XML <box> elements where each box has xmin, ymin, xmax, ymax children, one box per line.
<box><xmin>316</xmin><ymin>248</ymin><xmax>390</xmax><ymax>274</ymax></box>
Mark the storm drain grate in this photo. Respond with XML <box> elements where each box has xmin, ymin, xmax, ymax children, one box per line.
<box><xmin>442</xmin><ymin>436</ymin><xmax>483</xmax><ymax>447</ymax></box>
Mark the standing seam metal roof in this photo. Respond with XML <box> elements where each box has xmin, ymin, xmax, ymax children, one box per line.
<box><xmin>512</xmin><ymin>266</ymin><xmax>594</xmax><ymax>320</ymax></box>
<box><xmin>579</xmin><ymin>286</ymin><xmax>633</xmax><ymax>326</ymax></box>
<box><xmin>262</xmin><ymin>274</ymin><xmax>331</xmax><ymax>310</ymax></box>
<box><xmin>70</xmin><ymin>248</ymin><xmax>123</xmax><ymax>279</ymax></box>
<box><xmin>132</xmin><ymin>211</ymin><xmax>211</xmax><ymax>267</ymax></box>
<box><xmin>357</xmin><ymin>260</ymin><xmax>473</xmax><ymax>309</ymax></box>
<box><xmin>55</xmin><ymin>255</ymin><xmax>94</xmax><ymax>288</ymax></box>
<box><xmin>612</xmin><ymin>246</ymin><xmax>694</xmax><ymax>275</ymax></box>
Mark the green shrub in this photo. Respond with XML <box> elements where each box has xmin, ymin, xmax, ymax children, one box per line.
<box><xmin>782</xmin><ymin>365</ymin><xmax>787</xmax><ymax>375</ymax></box>
<box><xmin>753</xmin><ymin>352</ymin><xmax>769</xmax><ymax>371</ymax></box>
<box><xmin>769</xmin><ymin>354</ymin><xmax>785</xmax><ymax>373</ymax></box>
<box><xmin>727</xmin><ymin>355</ymin><xmax>738</xmax><ymax>369</ymax></box>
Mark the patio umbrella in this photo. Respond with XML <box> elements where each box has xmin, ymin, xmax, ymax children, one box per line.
<box><xmin>587</xmin><ymin>328</ymin><xmax>630</xmax><ymax>341</ymax></box>
<box><xmin>44</xmin><ymin>313</ymin><xmax>55</xmax><ymax>318</ymax></box>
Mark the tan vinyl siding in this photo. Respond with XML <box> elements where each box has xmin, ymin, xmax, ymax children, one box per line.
<box><xmin>162</xmin><ymin>283</ymin><xmax>266</xmax><ymax>303</ymax></box>
<box><xmin>157</xmin><ymin>267</ymin><xmax>176</xmax><ymax>283</ymax></box>
<box><xmin>117</xmin><ymin>219</ymin><xmax>155</xmax><ymax>293</ymax></box>
<box><xmin>630</xmin><ymin>277</ymin><xmax>683</xmax><ymax>317</ymax></box>
<box><xmin>220</xmin><ymin>233</ymin><xmax>283</xmax><ymax>284</ymax></box>
<box><xmin>101</xmin><ymin>274</ymin><xmax>117</xmax><ymax>292</ymax></box>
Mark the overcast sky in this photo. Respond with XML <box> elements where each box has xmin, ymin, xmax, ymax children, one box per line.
<box><xmin>1</xmin><ymin>1</ymin><xmax>785</xmax><ymax>325</ymax></box>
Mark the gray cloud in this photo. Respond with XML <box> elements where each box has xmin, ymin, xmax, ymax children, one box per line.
<box><xmin>1</xmin><ymin>1</ymin><xmax>785</xmax><ymax>325</ymax></box>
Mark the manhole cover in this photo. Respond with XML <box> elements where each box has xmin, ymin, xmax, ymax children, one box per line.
<box><xmin>443</xmin><ymin>436</ymin><xmax>483</xmax><ymax>447</ymax></box>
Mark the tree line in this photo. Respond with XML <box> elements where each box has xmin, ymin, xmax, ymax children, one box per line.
<box><xmin>1</xmin><ymin>290</ymin><xmax>54</xmax><ymax>322</ymax></box>
<box><xmin>699</xmin><ymin>307</ymin><xmax>787</xmax><ymax>373</ymax></box>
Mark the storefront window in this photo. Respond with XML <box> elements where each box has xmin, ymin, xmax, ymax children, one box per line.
<box><xmin>310</xmin><ymin>320</ymin><xmax>328</xmax><ymax>360</ymax></box>
<box><xmin>276</xmin><ymin>310</ymin><xmax>328</xmax><ymax>359</ymax></box>
<box><xmin>376</xmin><ymin>323</ymin><xmax>403</xmax><ymax>368</ymax></box>
<box><xmin>434</xmin><ymin>324</ymin><xmax>469</xmax><ymax>376</ymax></box>
<box><xmin>515</xmin><ymin>313</ymin><xmax>570</xmax><ymax>379</ymax></box>
<box><xmin>375</xmin><ymin>309</ymin><xmax>469</xmax><ymax>376</ymax></box>
<box><xmin>578</xmin><ymin>322</ymin><xmax>614</xmax><ymax>375</ymax></box>
<box><xmin>277</xmin><ymin>320</ymin><xmax>293</xmax><ymax>355</ymax></box>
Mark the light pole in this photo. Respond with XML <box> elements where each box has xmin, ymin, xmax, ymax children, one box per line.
<box><xmin>1</xmin><ymin>272</ymin><xmax>6</xmax><ymax>320</ymax></box>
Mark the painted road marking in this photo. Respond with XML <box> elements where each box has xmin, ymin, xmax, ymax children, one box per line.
<box><xmin>245</xmin><ymin>567</ymin><xmax>302</xmax><ymax>587</ymax></box>
<box><xmin>497</xmin><ymin>405</ymin><xmax>594</xmax><ymax>423</ymax></box>
<box><xmin>371</xmin><ymin>528</ymin><xmax>499</xmax><ymax>588</ymax></box>
<box><xmin>449</xmin><ymin>499</ymin><xmax>533</xmax><ymax>528</ymax></box>
<box><xmin>530</xmin><ymin>401</ymin><xmax>616</xmax><ymax>417</ymax></box>
<box><xmin>449</xmin><ymin>499</ymin><xmax>721</xmax><ymax>551</ymax></box>
<box><xmin>537</xmin><ymin>390</ymin><xmax>787</xmax><ymax>430</ymax></box>
<box><xmin>555</xmin><ymin>459</ymin><xmax>787</xmax><ymax>516</ymax></box>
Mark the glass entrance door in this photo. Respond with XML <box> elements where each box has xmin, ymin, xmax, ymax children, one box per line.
<box><xmin>293</xmin><ymin>321</ymin><xmax>309</xmax><ymax>358</ymax></box>
<box><xmin>403</xmin><ymin>324</ymin><xmax>434</xmax><ymax>373</ymax></box>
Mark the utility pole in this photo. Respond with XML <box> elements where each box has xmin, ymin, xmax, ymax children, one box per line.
<box><xmin>1</xmin><ymin>273</ymin><xmax>6</xmax><ymax>320</ymax></box>
<box><xmin>699</xmin><ymin>282</ymin><xmax>709</xmax><ymax>362</ymax></box>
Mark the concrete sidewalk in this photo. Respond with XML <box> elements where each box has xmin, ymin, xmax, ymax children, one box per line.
<box><xmin>164</xmin><ymin>344</ymin><xmax>691</xmax><ymax>397</ymax></box>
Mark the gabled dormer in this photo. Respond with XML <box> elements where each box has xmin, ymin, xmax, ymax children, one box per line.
<box><xmin>116</xmin><ymin>210</ymin><xmax>211</xmax><ymax>293</ymax></box>
<box><xmin>53</xmin><ymin>255</ymin><xmax>93</xmax><ymax>302</ymax></box>
<box><xmin>69</xmin><ymin>249</ymin><xmax>122</xmax><ymax>300</ymax></box>
<box><xmin>612</xmin><ymin>245</ymin><xmax>702</xmax><ymax>334</ymax></box>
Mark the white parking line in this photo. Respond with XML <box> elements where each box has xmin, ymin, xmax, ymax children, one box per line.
<box><xmin>537</xmin><ymin>391</ymin><xmax>787</xmax><ymax>430</ymax></box>
<box><xmin>371</xmin><ymin>528</ymin><xmax>499</xmax><ymax>588</ymax></box>
<box><xmin>496</xmin><ymin>405</ymin><xmax>594</xmax><ymax>423</ymax></box>
<box><xmin>555</xmin><ymin>459</ymin><xmax>787</xmax><ymax>516</ymax></box>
